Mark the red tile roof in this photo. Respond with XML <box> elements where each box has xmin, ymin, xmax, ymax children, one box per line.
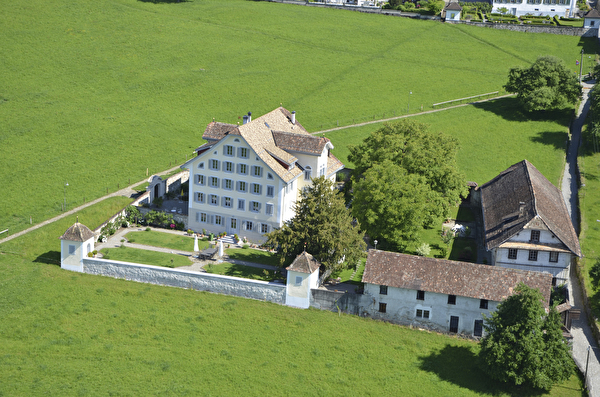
<box><xmin>362</xmin><ymin>250</ymin><xmax>552</xmax><ymax>308</ymax></box>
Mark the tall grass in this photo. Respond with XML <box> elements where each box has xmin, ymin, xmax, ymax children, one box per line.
<box><xmin>1</xmin><ymin>0</ymin><xmax>596</xmax><ymax>234</ymax></box>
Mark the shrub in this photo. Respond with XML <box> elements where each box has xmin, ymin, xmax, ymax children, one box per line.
<box><xmin>145</xmin><ymin>227</ymin><xmax>151</xmax><ymax>232</ymax></box>
<box><xmin>415</xmin><ymin>243</ymin><xmax>431</xmax><ymax>257</ymax></box>
<box><xmin>153</xmin><ymin>197</ymin><xmax>163</xmax><ymax>208</ymax></box>
<box><xmin>590</xmin><ymin>259</ymin><xmax>600</xmax><ymax>289</ymax></box>
<box><xmin>242</xmin><ymin>244</ymin><xmax>250</xmax><ymax>249</ymax></box>
<box><xmin>87</xmin><ymin>252</ymin><xmax>94</xmax><ymax>257</ymax></box>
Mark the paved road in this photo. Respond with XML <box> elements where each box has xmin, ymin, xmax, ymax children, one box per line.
<box><xmin>562</xmin><ymin>81</ymin><xmax>600</xmax><ymax>396</ymax></box>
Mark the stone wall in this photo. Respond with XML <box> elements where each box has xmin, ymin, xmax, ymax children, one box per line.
<box><xmin>165</xmin><ymin>170</ymin><xmax>189</xmax><ymax>194</ymax></box>
<box><xmin>447</xmin><ymin>20</ymin><xmax>598</xmax><ymax>37</ymax></box>
<box><xmin>310</xmin><ymin>289</ymin><xmax>364</xmax><ymax>314</ymax></box>
<box><xmin>83</xmin><ymin>258</ymin><xmax>286</xmax><ymax>304</ymax></box>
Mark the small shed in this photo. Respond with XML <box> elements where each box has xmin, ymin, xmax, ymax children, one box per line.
<box><xmin>584</xmin><ymin>8</ymin><xmax>600</xmax><ymax>28</ymax></box>
<box><xmin>59</xmin><ymin>220</ymin><xmax>95</xmax><ymax>272</ymax></box>
<box><xmin>285</xmin><ymin>251</ymin><xmax>321</xmax><ymax>309</ymax></box>
<box><xmin>444</xmin><ymin>1</ymin><xmax>462</xmax><ymax>21</ymax></box>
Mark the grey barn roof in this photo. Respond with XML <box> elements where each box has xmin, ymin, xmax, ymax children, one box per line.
<box><xmin>480</xmin><ymin>160</ymin><xmax>581</xmax><ymax>256</ymax></box>
<box><xmin>362</xmin><ymin>250</ymin><xmax>552</xmax><ymax>308</ymax></box>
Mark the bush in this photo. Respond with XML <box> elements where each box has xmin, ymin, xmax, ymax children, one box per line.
<box><xmin>590</xmin><ymin>259</ymin><xmax>600</xmax><ymax>289</ymax></box>
<box><xmin>153</xmin><ymin>197</ymin><xmax>163</xmax><ymax>208</ymax></box>
<box><xmin>415</xmin><ymin>243</ymin><xmax>431</xmax><ymax>257</ymax></box>
<box><xmin>242</xmin><ymin>244</ymin><xmax>250</xmax><ymax>249</ymax></box>
<box><xmin>145</xmin><ymin>227</ymin><xmax>151</xmax><ymax>232</ymax></box>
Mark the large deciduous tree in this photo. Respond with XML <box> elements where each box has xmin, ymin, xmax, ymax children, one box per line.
<box><xmin>479</xmin><ymin>284</ymin><xmax>574</xmax><ymax>390</ymax></box>
<box><xmin>504</xmin><ymin>56</ymin><xmax>582</xmax><ymax>112</ymax></box>
<box><xmin>264</xmin><ymin>176</ymin><xmax>366</xmax><ymax>286</ymax></box>
<box><xmin>348</xmin><ymin>120</ymin><xmax>467</xmax><ymax>251</ymax></box>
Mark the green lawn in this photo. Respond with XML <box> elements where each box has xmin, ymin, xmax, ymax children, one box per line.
<box><xmin>576</xmin><ymin>127</ymin><xmax>600</xmax><ymax>327</ymax></box>
<box><xmin>100</xmin><ymin>246</ymin><xmax>192</xmax><ymax>268</ymax></box>
<box><xmin>225</xmin><ymin>247</ymin><xmax>280</xmax><ymax>267</ymax></box>
<box><xmin>124</xmin><ymin>230</ymin><xmax>209</xmax><ymax>252</ymax></box>
<box><xmin>332</xmin><ymin>258</ymin><xmax>366</xmax><ymax>284</ymax></box>
<box><xmin>329</xmin><ymin>97</ymin><xmax>570</xmax><ymax>186</ymax></box>
<box><xmin>204</xmin><ymin>262</ymin><xmax>278</xmax><ymax>281</ymax></box>
<box><xmin>0</xmin><ymin>237</ymin><xmax>584</xmax><ymax>395</ymax></box>
<box><xmin>1</xmin><ymin>0</ymin><xmax>596</xmax><ymax>235</ymax></box>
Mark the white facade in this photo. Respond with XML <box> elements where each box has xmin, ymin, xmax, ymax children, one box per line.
<box><xmin>491</xmin><ymin>226</ymin><xmax>570</xmax><ymax>284</ymax></box>
<box><xmin>184</xmin><ymin>135</ymin><xmax>291</xmax><ymax>242</ymax></box>
<box><xmin>492</xmin><ymin>0</ymin><xmax>575</xmax><ymax>17</ymax></box>
<box><xmin>60</xmin><ymin>234</ymin><xmax>95</xmax><ymax>273</ymax></box>
<box><xmin>182</xmin><ymin>108</ymin><xmax>343</xmax><ymax>243</ymax></box>
<box><xmin>285</xmin><ymin>267</ymin><xmax>320</xmax><ymax>309</ymax></box>
<box><xmin>362</xmin><ymin>283</ymin><xmax>495</xmax><ymax>337</ymax></box>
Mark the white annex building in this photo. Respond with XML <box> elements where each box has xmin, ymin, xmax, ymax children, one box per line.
<box><xmin>361</xmin><ymin>250</ymin><xmax>553</xmax><ymax>337</ymax></box>
<box><xmin>182</xmin><ymin>107</ymin><xmax>344</xmax><ymax>243</ymax></box>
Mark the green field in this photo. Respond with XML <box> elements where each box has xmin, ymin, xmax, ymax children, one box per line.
<box><xmin>100</xmin><ymin>245</ymin><xmax>193</xmax><ymax>268</ymax></box>
<box><xmin>577</xmin><ymin>127</ymin><xmax>600</xmax><ymax>326</ymax></box>
<box><xmin>0</xmin><ymin>204</ymin><xmax>584</xmax><ymax>395</ymax></box>
<box><xmin>0</xmin><ymin>0</ymin><xmax>594</xmax><ymax>393</ymax></box>
<box><xmin>125</xmin><ymin>230</ymin><xmax>209</xmax><ymax>252</ymax></box>
<box><xmin>329</xmin><ymin>97</ymin><xmax>571</xmax><ymax>186</ymax></box>
<box><xmin>1</xmin><ymin>0</ymin><xmax>596</xmax><ymax>235</ymax></box>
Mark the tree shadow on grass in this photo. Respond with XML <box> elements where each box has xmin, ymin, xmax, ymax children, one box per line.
<box><xmin>418</xmin><ymin>344</ymin><xmax>547</xmax><ymax>396</ymax></box>
<box><xmin>529</xmin><ymin>130</ymin><xmax>568</xmax><ymax>151</ymax></box>
<box><xmin>33</xmin><ymin>250</ymin><xmax>61</xmax><ymax>265</ymax></box>
<box><xmin>472</xmin><ymin>97</ymin><xmax>572</xmax><ymax>125</ymax></box>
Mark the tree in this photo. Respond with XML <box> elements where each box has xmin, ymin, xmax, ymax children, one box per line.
<box><xmin>264</xmin><ymin>176</ymin><xmax>366</xmax><ymax>286</ymax></box>
<box><xmin>348</xmin><ymin>120</ymin><xmax>467</xmax><ymax>251</ymax></box>
<box><xmin>504</xmin><ymin>56</ymin><xmax>582</xmax><ymax>112</ymax></box>
<box><xmin>479</xmin><ymin>284</ymin><xmax>574</xmax><ymax>390</ymax></box>
<box><xmin>426</xmin><ymin>0</ymin><xmax>445</xmax><ymax>14</ymax></box>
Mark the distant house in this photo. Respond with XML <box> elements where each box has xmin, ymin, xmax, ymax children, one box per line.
<box><xmin>444</xmin><ymin>2</ymin><xmax>462</xmax><ymax>21</ymax></box>
<box><xmin>583</xmin><ymin>7</ymin><xmax>600</xmax><ymax>28</ymax></box>
<box><xmin>361</xmin><ymin>250</ymin><xmax>552</xmax><ymax>336</ymax></box>
<box><xmin>491</xmin><ymin>0</ymin><xmax>575</xmax><ymax>17</ymax></box>
<box><xmin>181</xmin><ymin>107</ymin><xmax>343</xmax><ymax>243</ymax></box>
<box><xmin>479</xmin><ymin>160</ymin><xmax>581</xmax><ymax>285</ymax></box>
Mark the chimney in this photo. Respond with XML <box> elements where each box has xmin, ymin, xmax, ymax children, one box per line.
<box><xmin>242</xmin><ymin>115</ymin><xmax>249</xmax><ymax>124</ymax></box>
<box><xmin>291</xmin><ymin>111</ymin><xmax>296</xmax><ymax>125</ymax></box>
<box><xmin>247</xmin><ymin>112</ymin><xmax>252</xmax><ymax>123</ymax></box>
<box><xmin>519</xmin><ymin>202</ymin><xmax>526</xmax><ymax>215</ymax></box>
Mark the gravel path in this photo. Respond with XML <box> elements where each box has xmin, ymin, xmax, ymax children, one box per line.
<box><xmin>562</xmin><ymin>81</ymin><xmax>600</xmax><ymax>396</ymax></box>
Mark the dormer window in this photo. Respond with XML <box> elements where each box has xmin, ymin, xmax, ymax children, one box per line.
<box><xmin>530</xmin><ymin>230</ymin><xmax>540</xmax><ymax>243</ymax></box>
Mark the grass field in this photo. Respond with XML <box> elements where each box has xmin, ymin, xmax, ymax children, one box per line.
<box><xmin>124</xmin><ymin>230</ymin><xmax>209</xmax><ymax>252</ymax></box>
<box><xmin>576</xmin><ymin>127</ymin><xmax>600</xmax><ymax>327</ymax></box>
<box><xmin>225</xmin><ymin>247</ymin><xmax>280</xmax><ymax>267</ymax></box>
<box><xmin>0</xmin><ymin>221</ymin><xmax>584</xmax><ymax>395</ymax></box>
<box><xmin>1</xmin><ymin>0</ymin><xmax>597</xmax><ymax>235</ymax></box>
<box><xmin>100</xmin><ymin>245</ymin><xmax>193</xmax><ymax>268</ymax></box>
<box><xmin>204</xmin><ymin>262</ymin><xmax>277</xmax><ymax>281</ymax></box>
<box><xmin>328</xmin><ymin>97</ymin><xmax>571</xmax><ymax>186</ymax></box>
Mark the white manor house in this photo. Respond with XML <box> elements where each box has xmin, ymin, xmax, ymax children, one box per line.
<box><xmin>181</xmin><ymin>107</ymin><xmax>344</xmax><ymax>243</ymax></box>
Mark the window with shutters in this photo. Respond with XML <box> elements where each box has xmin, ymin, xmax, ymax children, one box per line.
<box><xmin>209</xmin><ymin>159</ymin><xmax>220</xmax><ymax>171</ymax></box>
<box><xmin>252</xmin><ymin>183</ymin><xmax>262</xmax><ymax>195</ymax></box>
<box><xmin>252</xmin><ymin>166</ymin><xmax>263</xmax><ymax>178</ymax></box>
<box><xmin>224</xmin><ymin>145</ymin><xmax>234</xmax><ymax>157</ymax></box>
<box><xmin>196</xmin><ymin>192</ymin><xmax>205</xmax><ymax>203</ymax></box>
<box><xmin>237</xmin><ymin>181</ymin><xmax>247</xmax><ymax>193</ymax></box>
<box><xmin>237</xmin><ymin>199</ymin><xmax>245</xmax><ymax>211</ymax></box>
<box><xmin>250</xmin><ymin>201</ymin><xmax>261</xmax><ymax>213</ymax></box>
<box><xmin>223</xmin><ymin>179</ymin><xmax>233</xmax><ymax>190</ymax></box>
<box><xmin>223</xmin><ymin>197</ymin><xmax>232</xmax><ymax>208</ymax></box>
<box><xmin>261</xmin><ymin>224</ymin><xmax>269</xmax><ymax>234</ymax></box>
<box><xmin>210</xmin><ymin>194</ymin><xmax>218</xmax><ymax>206</ymax></box>
<box><xmin>238</xmin><ymin>164</ymin><xmax>248</xmax><ymax>175</ymax></box>
<box><xmin>238</xmin><ymin>147</ymin><xmax>248</xmax><ymax>158</ymax></box>
<box><xmin>197</xmin><ymin>175</ymin><xmax>205</xmax><ymax>185</ymax></box>
<box><xmin>224</xmin><ymin>161</ymin><xmax>234</xmax><ymax>173</ymax></box>
<box><xmin>210</xmin><ymin>177</ymin><xmax>219</xmax><ymax>188</ymax></box>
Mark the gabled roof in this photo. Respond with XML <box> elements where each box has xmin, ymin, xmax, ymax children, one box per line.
<box><xmin>203</xmin><ymin>122</ymin><xmax>239</xmax><ymax>141</ymax></box>
<box><xmin>286</xmin><ymin>251</ymin><xmax>321</xmax><ymax>274</ymax></box>
<box><xmin>197</xmin><ymin>107</ymin><xmax>341</xmax><ymax>183</ymax></box>
<box><xmin>59</xmin><ymin>222</ymin><xmax>94</xmax><ymax>242</ymax></box>
<box><xmin>272</xmin><ymin>131</ymin><xmax>331</xmax><ymax>155</ymax></box>
<box><xmin>445</xmin><ymin>2</ymin><xmax>462</xmax><ymax>11</ymax></box>
<box><xmin>480</xmin><ymin>160</ymin><xmax>581</xmax><ymax>256</ymax></box>
<box><xmin>585</xmin><ymin>7</ymin><xmax>600</xmax><ymax>18</ymax></box>
<box><xmin>362</xmin><ymin>250</ymin><xmax>552</xmax><ymax>308</ymax></box>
